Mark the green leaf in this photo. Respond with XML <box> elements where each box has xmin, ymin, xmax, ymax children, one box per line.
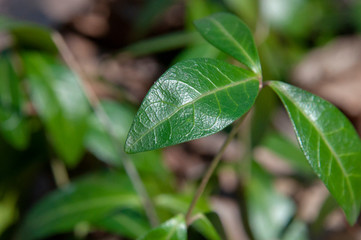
<box><xmin>84</xmin><ymin>101</ymin><xmax>171</xmax><ymax>183</ymax></box>
<box><xmin>18</xmin><ymin>171</ymin><xmax>140</xmax><ymax>240</ymax></box>
<box><xmin>84</xmin><ymin>100</ymin><xmax>135</xmax><ymax>166</ymax></box>
<box><xmin>269</xmin><ymin>81</ymin><xmax>361</xmax><ymax>225</ymax></box>
<box><xmin>194</xmin><ymin>12</ymin><xmax>261</xmax><ymax>75</ymax></box>
<box><xmin>21</xmin><ymin>51</ymin><xmax>90</xmax><ymax>166</ymax></box>
<box><xmin>155</xmin><ymin>194</ymin><xmax>211</xmax><ymax>215</ymax></box>
<box><xmin>124</xmin><ymin>31</ymin><xmax>200</xmax><ymax>57</ymax></box>
<box><xmin>95</xmin><ymin>209</ymin><xmax>151</xmax><ymax>239</ymax></box>
<box><xmin>0</xmin><ymin>193</ymin><xmax>18</xmax><ymax>236</ymax></box>
<box><xmin>134</xmin><ymin>0</ymin><xmax>176</xmax><ymax>37</ymax></box>
<box><xmin>261</xmin><ymin>132</ymin><xmax>313</xmax><ymax>175</ymax></box>
<box><xmin>125</xmin><ymin>58</ymin><xmax>259</xmax><ymax>153</ymax></box>
<box><xmin>0</xmin><ymin>16</ymin><xmax>57</xmax><ymax>53</ymax></box>
<box><xmin>188</xmin><ymin>213</ymin><xmax>222</xmax><ymax>240</ymax></box>
<box><xmin>246</xmin><ymin>162</ymin><xmax>295</xmax><ymax>240</ymax></box>
<box><xmin>281</xmin><ymin>220</ymin><xmax>308</xmax><ymax>240</ymax></box>
<box><xmin>138</xmin><ymin>215</ymin><xmax>186</xmax><ymax>240</ymax></box>
<box><xmin>0</xmin><ymin>51</ymin><xmax>30</xmax><ymax>149</ymax></box>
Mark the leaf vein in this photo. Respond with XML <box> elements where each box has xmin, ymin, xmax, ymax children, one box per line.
<box><xmin>128</xmin><ymin>77</ymin><xmax>256</xmax><ymax>148</ymax></box>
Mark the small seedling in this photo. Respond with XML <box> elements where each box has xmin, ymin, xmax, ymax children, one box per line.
<box><xmin>125</xmin><ymin>12</ymin><xmax>361</xmax><ymax>229</ymax></box>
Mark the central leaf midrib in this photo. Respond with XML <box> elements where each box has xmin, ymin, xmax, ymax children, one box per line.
<box><xmin>128</xmin><ymin>77</ymin><xmax>257</xmax><ymax>149</ymax></box>
<box><xmin>209</xmin><ymin>18</ymin><xmax>259</xmax><ymax>73</ymax></box>
<box><xmin>282</xmin><ymin>91</ymin><xmax>355</xmax><ymax>206</ymax></box>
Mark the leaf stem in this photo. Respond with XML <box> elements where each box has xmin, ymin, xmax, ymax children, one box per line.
<box><xmin>50</xmin><ymin>158</ymin><xmax>70</xmax><ymax>187</ymax></box>
<box><xmin>51</xmin><ymin>32</ymin><xmax>159</xmax><ymax>227</ymax></box>
<box><xmin>185</xmin><ymin>113</ymin><xmax>248</xmax><ymax>225</ymax></box>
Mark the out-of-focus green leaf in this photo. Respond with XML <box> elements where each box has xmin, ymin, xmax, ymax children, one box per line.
<box><xmin>260</xmin><ymin>0</ymin><xmax>323</xmax><ymax>38</ymax></box>
<box><xmin>138</xmin><ymin>215</ymin><xmax>186</xmax><ymax>240</ymax></box>
<box><xmin>125</xmin><ymin>58</ymin><xmax>259</xmax><ymax>153</ymax></box>
<box><xmin>185</xmin><ymin>0</ymin><xmax>222</xmax><ymax>30</ymax></box>
<box><xmin>85</xmin><ymin>101</ymin><xmax>170</xmax><ymax>182</ymax></box>
<box><xmin>269</xmin><ymin>81</ymin><xmax>361</xmax><ymax>225</ymax></box>
<box><xmin>0</xmin><ymin>16</ymin><xmax>57</xmax><ymax>53</ymax></box>
<box><xmin>0</xmin><ymin>193</ymin><xmax>18</xmax><ymax>236</ymax></box>
<box><xmin>95</xmin><ymin>209</ymin><xmax>150</xmax><ymax>239</ymax></box>
<box><xmin>21</xmin><ymin>51</ymin><xmax>90</xmax><ymax>166</ymax></box>
<box><xmin>223</xmin><ymin>0</ymin><xmax>258</xmax><ymax>26</ymax></box>
<box><xmin>250</xmin><ymin>86</ymin><xmax>276</xmax><ymax>148</ymax></box>
<box><xmin>18</xmin><ymin>171</ymin><xmax>140</xmax><ymax>240</ymax></box>
<box><xmin>282</xmin><ymin>220</ymin><xmax>308</xmax><ymax>240</ymax></box>
<box><xmin>84</xmin><ymin>100</ymin><xmax>135</xmax><ymax>166</ymax></box>
<box><xmin>0</xmin><ymin>52</ymin><xmax>30</xmax><ymax>149</ymax></box>
<box><xmin>310</xmin><ymin>195</ymin><xmax>338</xmax><ymax>235</ymax></box>
<box><xmin>134</xmin><ymin>0</ymin><xmax>176</xmax><ymax>36</ymax></box>
<box><xmin>123</xmin><ymin>31</ymin><xmax>200</xmax><ymax>57</ymax></box>
<box><xmin>246</xmin><ymin>162</ymin><xmax>295</xmax><ymax>240</ymax></box>
<box><xmin>173</xmin><ymin>44</ymin><xmax>221</xmax><ymax>63</ymax></box>
<box><xmin>188</xmin><ymin>213</ymin><xmax>222</xmax><ymax>240</ymax></box>
<box><xmin>194</xmin><ymin>13</ymin><xmax>261</xmax><ymax>75</ymax></box>
<box><xmin>261</xmin><ymin>132</ymin><xmax>313</xmax><ymax>175</ymax></box>
<box><xmin>155</xmin><ymin>194</ymin><xmax>210</xmax><ymax>215</ymax></box>
<box><xmin>352</xmin><ymin>1</ymin><xmax>361</xmax><ymax>32</ymax></box>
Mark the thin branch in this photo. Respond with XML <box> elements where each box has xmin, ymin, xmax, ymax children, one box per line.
<box><xmin>185</xmin><ymin>113</ymin><xmax>249</xmax><ymax>225</ymax></box>
<box><xmin>51</xmin><ymin>32</ymin><xmax>159</xmax><ymax>227</ymax></box>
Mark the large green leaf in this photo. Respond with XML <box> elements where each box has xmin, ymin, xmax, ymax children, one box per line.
<box><xmin>125</xmin><ymin>58</ymin><xmax>259</xmax><ymax>153</ymax></box>
<box><xmin>269</xmin><ymin>81</ymin><xmax>361</xmax><ymax>224</ymax></box>
<box><xmin>138</xmin><ymin>215</ymin><xmax>186</xmax><ymax>240</ymax></box>
<box><xmin>21</xmin><ymin>51</ymin><xmax>90</xmax><ymax>166</ymax></box>
<box><xmin>0</xmin><ymin>51</ymin><xmax>30</xmax><ymax>149</ymax></box>
<box><xmin>18</xmin><ymin>172</ymin><xmax>140</xmax><ymax>240</ymax></box>
<box><xmin>194</xmin><ymin>12</ymin><xmax>261</xmax><ymax>75</ymax></box>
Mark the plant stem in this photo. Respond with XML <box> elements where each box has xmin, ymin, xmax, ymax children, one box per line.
<box><xmin>51</xmin><ymin>32</ymin><xmax>159</xmax><ymax>227</ymax></box>
<box><xmin>185</xmin><ymin>115</ymin><xmax>248</xmax><ymax>225</ymax></box>
<box><xmin>50</xmin><ymin>158</ymin><xmax>70</xmax><ymax>187</ymax></box>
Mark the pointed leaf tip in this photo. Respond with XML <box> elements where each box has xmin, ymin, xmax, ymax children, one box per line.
<box><xmin>125</xmin><ymin>58</ymin><xmax>259</xmax><ymax>153</ymax></box>
<box><xmin>269</xmin><ymin>81</ymin><xmax>361</xmax><ymax>225</ymax></box>
<box><xmin>194</xmin><ymin>12</ymin><xmax>261</xmax><ymax>75</ymax></box>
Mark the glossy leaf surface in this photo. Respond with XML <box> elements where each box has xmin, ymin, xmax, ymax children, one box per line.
<box><xmin>19</xmin><ymin>172</ymin><xmax>140</xmax><ymax>240</ymax></box>
<box><xmin>138</xmin><ymin>215</ymin><xmax>186</xmax><ymax>240</ymax></box>
<box><xmin>125</xmin><ymin>58</ymin><xmax>259</xmax><ymax>153</ymax></box>
<box><xmin>269</xmin><ymin>81</ymin><xmax>361</xmax><ymax>224</ymax></box>
<box><xmin>0</xmin><ymin>52</ymin><xmax>30</xmax><ymax>149</ymax></box>
<box><xmin>194</xmin><ymin>13</ymin><xmax>261</xmax><ymax>75</ymax></box>
<box><xmin>21</xmin><ymin>51</ymin><xmax>90</xmax><ymax>166</ymax></box>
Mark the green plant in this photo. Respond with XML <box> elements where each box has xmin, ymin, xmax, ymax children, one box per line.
<box><xmin>1</xmin><ymin>4</ymin><xmax>361</xmax><ymax>239</ymax></box>
<box><xmin>125</xmin><ymin>12</ymin><xmax>361</xmax><ymax>238</ymax></box>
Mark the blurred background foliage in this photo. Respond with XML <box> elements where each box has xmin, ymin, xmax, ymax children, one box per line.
<box><xmin>0</xmin><ymin>0</ymin><xmax>361</xmax><ymax>239</ymax></box>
